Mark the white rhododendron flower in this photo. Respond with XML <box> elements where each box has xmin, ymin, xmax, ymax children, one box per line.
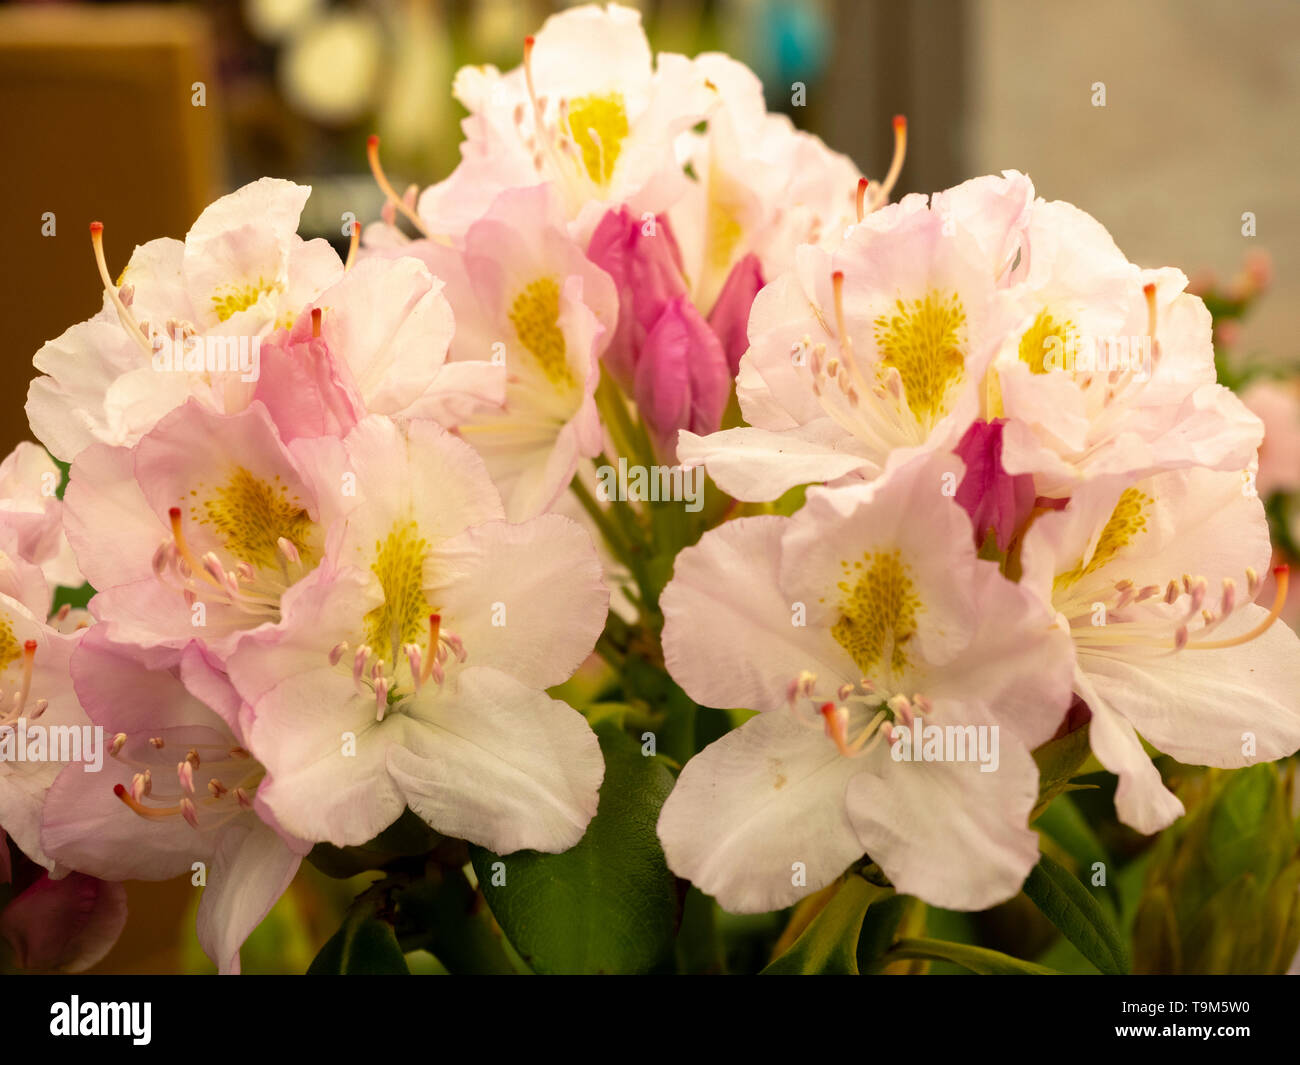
<box><xmin>392</xmin><ymin>184</ymin><xmax>618</xmax><ymax>520</ymax></box>
<box><xmin>417</xmin><ymin>3</ymin><xmax>715</xmax><ymax>239</ymax></box>
<box><xmin>27</xmin><ymin>179</ymin><xmax>342</xmax><ymax>461</ymax></box>
<box><xmin>1019</xmin><ymin>466</ymin><xmax>1300</xmax><ymax>833</ymax></box>
<box><xmin>656</xmin><ymin>454</ymin><xmax>1075</xmax><ymax>912</ymax></box>
<box><xmin>225</xmin><ymin>416</ymin><xmax>609</xmax><ymax>850</ymax></box>
<box><xmin>677</xmin><ymin>173</ymin><xmax>1031</xmax><ymax>499</ymax></box>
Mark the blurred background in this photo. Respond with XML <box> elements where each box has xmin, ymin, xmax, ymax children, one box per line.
<box><xmin>0</xmin><ymin>0</ymin><xmax>1296</xmax><ymax>972</ymax></box>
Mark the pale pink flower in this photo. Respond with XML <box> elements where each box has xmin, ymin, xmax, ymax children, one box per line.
<box><xmin>255</xmin><ymin>256</ymin><xmax>505</xmax><ymax>443</ymax></box>
<box><xmin>414</xmin><ymin>3</ymin><xmax>714</xmax><ymax>241</ymax></box>
<box><xmin>394</xmin><ymin>185</ymin><xmax>616</xmax><ymax>520</ymax></box>
<box><xmin>1019</xmin><ymin>467</ymin><xmax>1300</xmax><ymax>833</ymax></box>
<box><xmin>656</xmin><ymin>453</ymin><xmax>1074</xmax><ymax>912</ymax></box>
<box><xmin>993</xmin><ymin>202</ymin><xmax>1262</xmax><ymax>493</ymax></box>
<box><xmin>668</xmin><ymin>53</ymin><xmax>861</xmax><ymax>316</ymax></box>
<box><xmin>27</xmin><ymin>179</ymin><xmax>343</xmax><ymax>461</ymax></box>
<box><xmin>1241</xmin><ymin>377</ymin><xmax>1300</xmax><ymax>498</ymax></box>
<box><xmin>225</xmin><ymin>415</ymin><xmax>609</xmax><ymax>851</ymax></box>
<box><xmin>40</xmin><ymin>629</ymin><xmax>307</xmax><ymax>974</ymax></box>
<box><xmin>62</xmin><ymin>399</ymin><xmax>332</xmax><ymax>657</ymax></box>
<box><xmin>0</xmin><ymin>550</ymin><xmax>90</xmax><ymax>872</ymax></box>
<box><xmin>678</xmin><ymin>174</ymin><xmax>1032</xmax><ymax>501</ymax></box>
<box><xmin>0</xmin><ymin>443</ymin><xmax>81</xmax><ymax>588</ymax></box>
<box><xmin>0</xmin><ymin>842</ymin><xmax>127</xmax><ymax>973</ymax></box>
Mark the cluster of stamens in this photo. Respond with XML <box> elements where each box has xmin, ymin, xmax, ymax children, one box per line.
<box><xmin>152</xmin><ymin>507</ymin><xmax>303</xmax><ymax>619</ymax></box>
<box><xmin>1074</xmin><ymin>564</ymin><xmax>1289</xmax><ymax>653</ymax></box>
<box><xmin>784</xmin><ymin>670</ymin><xmax>929</xmax><ymax>759</ymax></box>
<box><xmin>111</xmin><ymin>733</ymin><xmax>259</xmax><ymax>832</ymax></box>
<box><xmin>0</xmin><ymin>639</ymin><xmax>48</xmax><ymax>731</ymax></box>
<box><xmin>328</xmin><ymin>613</ymin><xmax>468</xmax><ymax>722</ymax></box>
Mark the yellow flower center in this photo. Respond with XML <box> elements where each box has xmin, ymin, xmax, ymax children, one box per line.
<box><xmin>192</xmin><ymin>467</ymin><xmax>315</xmax><ymax>571</ymax></box>
<box><xmin>830</xmin><ymin>549</ymin><xmax>922</xmax><ymax>677</ymax></box>
<box><xmin>705</xmin><ymin>168</ymin><xmax>745</xmax><ymax>275</ymax></box>
<box><xmin>1055</xmin><ymin>487</ymin><xmax>1152</xmax><ymax>591</ymax></box>
<box><xmin>509</xmin><ymin>278</ymin><xmax>575</xmax><ymax>388</ymax></box>
<box><xmin>1019</xmin><ymin>309</ymin><xmax>1078</xmax><ymax>375</ymax></box>
<box><xmin>211</xmin><ymin>278</ymin><xmax>282</xmax><ymax>322</ymax></box>
<box><xmin>873</xmin><ymin>291</ymin><xmax>967</xmax><ymax>423</ymax></box>
<box><xmin>566</xmin><ymin>92</ymin><xmax>629</xmax><ymax>186</ymax></box>
<box><xmin>363</xmin><ymin>520</ymin><xmax>431</xmax><ymax>658</ymax></box>
<box><xmin>0</xmin><ymin>614</ymin><xmax>20</xmax><ymax>672</ymax></box>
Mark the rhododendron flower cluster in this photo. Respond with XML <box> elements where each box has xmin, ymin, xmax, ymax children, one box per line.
<box><xmin>4</xmin><ymin>3</ymin><xmax>1297</xmax><ymax>978</ymax></box>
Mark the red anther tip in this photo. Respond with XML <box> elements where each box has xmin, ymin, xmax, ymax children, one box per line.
<box><xmin>1274</xmin><ymin>564</ymin><xmax>1289</xmax><ymax>577</ymax></box>
<box><xmin>367</xmin><ymin>134</ymin><xmax>379</xmax><ymax>149</ymax></box>
<box><xmin>113</xmin><ymin>783</ymin><xmax>126</xmax><ymax>797</ymax></box>
<box><xmin>893</xmin><ymin>114</ymin><xmax>907</xmax><ymax>130</ymax></box>
<box><xmin>1143</xmin><ymin>282</ymin><xmax>1156</xmax><ymax>295</ymax></box>
<box><xmin>818</xmin><ymin>701</ymin><xmax>835</xmax><ymax>714</ymax></box>
<box><xmin>353</xmin><ymin>221</ymin><xmax>361</xmax><ymax>235</ymax></box>
<box><xmin>857</xmin><ymin>177</ymin><xmax>869</xmax><ymax>190</ymax></box>
<box><xmin>430</xmin><ymin>613</ymin><xmax>441</xmax><ymax>623</ymax></box>
<box><xmin>168</xmin><ymin>506</ymin><xmax>182</xmax><ymax>520</ymax></box>
<box><xmin>524</xmin><ymin>35</ymin><xmax>535</xmax><ymax>46</ymax></box>
<box><xmin>23</xmin><ymin>640</ymin><xmax>37</xmax><ymax>652</ymax></box>
<box><xmin>311</xmin><ymin>307</ymin><xmax>322</xmax><ymax>321</ymax></box>
<box><xmin>89</xmin><ymin>221</ymin><xmax>103</xmax><ymax>233</ymax></box>
<box><xmin>832</xmin><ymin>270</ymin><xmax>845</xmax><ymax>282</ymax></box>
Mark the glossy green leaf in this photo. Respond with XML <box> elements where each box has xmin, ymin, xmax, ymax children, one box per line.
<box><xmin>1023</xmin><ymin>854</ymin><xmax>1130</xmax><ymax>974</ymax></box>
<box><xmin>307</xmin><ymin>901</ymin><xmax>410</xmax><ymax>975</ymax></box>
<box><xmin>761</xmin><ymin>874</ymin><xmax>890</xmax><ymax>975</ymax></box>
<box><xmin>885</xmin><ymin>937</ymin><xmax>1060</xmax><ymax>975</ymax></box>
<box><xmin>1030</xmin><ymin>725</ymin><xmax>1092</xmax><ymax>821</ymax></box>
<box><xmin>470</xmin><ymin>721</ymin><xmax>678</xmax><ymax>974</ymax></box>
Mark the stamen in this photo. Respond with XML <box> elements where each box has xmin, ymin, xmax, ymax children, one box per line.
<box><xmin>818</xmin><ymin>701</ymin><xmax>852</xmax><ymax>757</ymax></box>
<box><xmin>366</xmin><ymin>135</ymin><xmax>430</xmax><ymax>237</ymax></box>
<box><xmin>277</xmin><ymin>536</ymin><xmax>301</xmax><ymax>566</ymax></box>
<box><xmin>353</xmin><ymin>645</ymin><xmax>371</xmax><ymax>693</ymax></box>
<box><xmin>113</xmin><ymin>783</ymin><xmax>175</xmax><ymax>820</ymax></box>
<box><xmin>168</xmin><ymin>508</ymin><xmax>225</xmax><ymax>594</ymax></box>
<box><xmin>1187</xmin><ymin>566</ymin><xmax>1289</xmax><ymax>650</ymax></box>
<box><xmin>13</xmin><ymin>641</ymin><xmax>35</xmax><ymax>718</ymax></box>
<box><xmin>855</xmin><ymin>177</ymin><xmax>869</xmax><ymax>224</ymax></box>
<box><xmin>344</xmin><ymin>220</ymin><xmax>361</xmax><ymax>272</ymax></box>
<box><xmin>89</xmin><ymin>222</ymin><xmax>154</xmax><ymax>358</ymax></box>
<box><xmin>419</xmin><ymin>614</ymin><xmax>440</xmax><ymax>685</ymax></box>
<box><xmin>310</xmin><ymin>307</ymin><xmax>322</xmax><ymax>340</ymax></box>
<box><xmin>1143</xmin><ymin>282</ymin><xmax>1158</xmax><ymax>340</ymax></box>
<box><xmin>405</xmin><ymin>644</ymin><xmax>423</xmax><ymax>691</ymax></box>
<box><xmin>869</xmin><ymin>115</ymin><xmax>908</xmax><ymax>211</ymax></box>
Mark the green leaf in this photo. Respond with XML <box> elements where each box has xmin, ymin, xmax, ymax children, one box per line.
<box><xmin>1023</xmin><ymin>854</ymin><xmax>1130</xmax><ymax>974</ymax></box>
<box><xmin>307</xmin><ymin>899</ymin><xmax>410</xmax><ymax>975</ymax></box>
<box><xmin>885</xmin><ymin>937</ymin><xmax>1060</xmax><ymax>975</ymax></box>
<box><xmin>762</xmin><ymin>874</ymin><xmax>890</xmax><ymax>974</ymax></box>
<box><xmin>470</xmin><ymin>720</ymin><xmax>678</xmax><ymax>974</ymax></box>
<box><xmin>306</xmin><ymin>807</ymin><xmax>448</xmax><ymax>878</ymax></box>
<box><xmin>391</xmin><ymin>866</ymin><xmax>518</xmax><ymax>975</ymax></box>
<box><xmin>1030</xmin><ymin>725</ymin><xmax>1092</xmax><ymax>821</ymax></box>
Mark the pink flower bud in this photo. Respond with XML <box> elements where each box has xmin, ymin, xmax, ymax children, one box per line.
<box><xmin>953</xmin><ymin>418</ymin><xmax>1036</xmax><ymax>552</ymax></box>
